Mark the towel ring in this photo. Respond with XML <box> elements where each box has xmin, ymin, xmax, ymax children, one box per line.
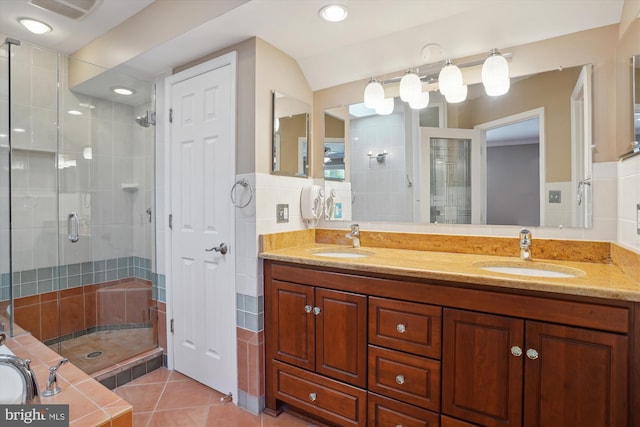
<box><xmin>231</xmin><ymin>178</ymin><xmax>253</xmax><ymax>208</ymax></box>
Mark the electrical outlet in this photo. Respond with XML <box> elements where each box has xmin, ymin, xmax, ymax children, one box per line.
<box><xmin>548</xmin><ymin>190</ymin><xmax>561</xmax><ymax>204</ymax></box>
<box><xmin>277</xmin><ymin>204</ymin><xmax>289</xmax><ymax>223</ymax></box>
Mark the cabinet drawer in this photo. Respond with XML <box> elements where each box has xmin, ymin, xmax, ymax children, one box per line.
<box><xmin>368</xmin><ymin>345</ymin><xmax>440</xmax><ymax>411</ymax></box>
<box><xmin>369</xmin><ymin>297</ymin><xmax>442</xmax><ymax>358</ymax></box>
<box><xmin>273</xmin><ymin>360</ymin><xmax>367</xmax><ymax>426</ymax></box>
<box><xmin>368</xmin><ymin>392</ymin><xmax>440</xmax><ymax>427</ymax></box>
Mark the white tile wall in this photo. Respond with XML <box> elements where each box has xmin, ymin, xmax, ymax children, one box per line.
<box><xmin>617</xmin><ymin>154</ymin><xmax>640</xmax><ymax>251</ymax></box>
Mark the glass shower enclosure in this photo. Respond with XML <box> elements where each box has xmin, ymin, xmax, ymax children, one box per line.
<box><xmin>0</xmin><ymin>38</ymin><xmax>158</xmax><ymax>376</ymax></box>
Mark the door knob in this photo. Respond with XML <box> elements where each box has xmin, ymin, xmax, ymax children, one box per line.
<box><xmin>206</xmin><ymin>243</ymin><xmax>228</xmax><ymax>254</ymax></box>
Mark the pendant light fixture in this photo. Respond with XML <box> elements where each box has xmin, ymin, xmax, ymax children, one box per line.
<box><xmin>438</xmin><ymin>59</ymin><xmax>463</xmax><ymax>96</ymax></box>
<box><xmin>409</xmin><ymin>91</ymin><xmax>430</xmax><ymax>109</ymax></box>
<box><xmin>399</xmin><ymin>70</ymin><xmax>422</xmax><ymax>102</ymax></box>
<box><xmin>445</xmin><ymin>85</ymin><xmax>467</xmax><ymax>103</ymax></box>
<box><xmin>482</xmin><ymin>49</ymin><xmax>510</xmax><ymax>96</ymax></box>
<box><xmin>375</xmin><ymin>97</ymin><xmax>395</xmax><ymax>115</ymax></box>
<box><xmin>363</xmin><ymin>78</ymin><xmax>385</xmax><ymax>109</ymax></box>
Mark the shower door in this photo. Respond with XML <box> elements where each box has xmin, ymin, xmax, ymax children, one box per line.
<box><xmin>3</xmin><ymin>39</ymin><xmax>158</xmax><ymax>376</ymax></box>
<box><xmin>418</xmin><ymin>128</ymin><xmax>484</xmax><ymax>224</ymax></box>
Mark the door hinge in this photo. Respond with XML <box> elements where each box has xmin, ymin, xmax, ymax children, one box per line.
<box><xmin>169</xmin><ymin>108</ymin><xmax>173</xmax><ymax>123</ymax></box>
<box><xmin>169</xmin><ymin>214</ymin><xmax>172</xmax><ymax>229</ymax></box>
<box><xmin>170</xmin><ymin>318</ymin><xmax>174</xmax><ymax>333</ymax></box>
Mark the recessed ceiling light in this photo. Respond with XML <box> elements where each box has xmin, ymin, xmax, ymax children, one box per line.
<box><xmin>319</xmin><ymin>4</ymin><xmax>348</xmax><ymax>22</ymax></box>
<box><xmin>19</xmin><ymin>18</ymin><xmax>52</xmax><ymax>35</ymax></box>
<box><xmin>112</xmin><ymin>87</ymin><xmax>135</xmax><ymax>96</ymax></box>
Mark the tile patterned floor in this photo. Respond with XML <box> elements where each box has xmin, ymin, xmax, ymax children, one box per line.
<box><xmin>114</xmin><ymin>367</ymin><xmax>329</xmax><ymax>427</ymax></box>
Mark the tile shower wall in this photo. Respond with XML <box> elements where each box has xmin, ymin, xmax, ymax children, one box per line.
<box><xmin>618</xmin><ymin>154</ymin><xmax>640</xmax><ymax>252</ymax></box>
<box><xmin>1</xmin><ymin>44</ymin><xmax>155</xmax><ymax>304</ymax></box>
<box><xmin>349</xmin><ymin>106</ymin><xmax>411</xmax><ymax>222</ymax></box>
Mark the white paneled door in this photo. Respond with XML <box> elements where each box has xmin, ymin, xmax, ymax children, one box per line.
<box><xmin>167</xmin><ymin>53</ymin><xmax>237</xmax><ymax>399</ymax></box>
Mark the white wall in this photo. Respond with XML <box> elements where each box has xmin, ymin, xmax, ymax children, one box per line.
<box><xmin>618</xmin><ymin>154</ymin><xmax>640</xmax><ymax>251</ymax></box>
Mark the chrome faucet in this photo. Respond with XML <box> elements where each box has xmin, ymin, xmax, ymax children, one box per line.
<box><xmin>42</xmin><ymin>358</ymin><xmax>68</xmax><ymax>397</ymax></box>
<box><xmin>0</xmin><ymin>351</ymin><xmax>40</xmax><ymax>404</ymax></box>
<box><xmin>519</xmin><ymin>229</ymin><xmax>532</xmax><ymax>261</ymax></box>
<box><xmin>345</xmin><ymin>224</ymin><xmax>360</xmax><ymax>248</ymax></box>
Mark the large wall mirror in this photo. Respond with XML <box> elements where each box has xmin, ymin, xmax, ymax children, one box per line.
<box><xmin>272</xmin><ymin>91</ymin><xmax>310</xmax><ymax>177</ymax></box>
<box><xmin>324</xmin><ymin>64</ymin><xmax>594</xmax><ymax>228</ymax></box>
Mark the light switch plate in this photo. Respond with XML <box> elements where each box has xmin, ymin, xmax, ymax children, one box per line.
<box><xmin>277</xmin><ymin>204</ymin><xmax>289</xmax><ymax>223</ymax></box>
<box><xmin>548</xmin><ymin>190</ymin><xmax>561</xmax><ymax>204</ymax></box>
<box><xmin>637</xmin><ymin>203</ymin><xmax>640</xmax><ymax>235</ymax></box>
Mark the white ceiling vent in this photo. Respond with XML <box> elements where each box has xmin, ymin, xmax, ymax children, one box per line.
<box><xmin>29</xmin><ymin>0</ymin><xmax>102</xmax><ymax>20</ymax></box>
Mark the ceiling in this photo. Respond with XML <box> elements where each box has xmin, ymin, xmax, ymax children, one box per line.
<box><xmin>0</xmin><ymin>0</ymin><xmax>627</xmax><ymax>91</ymax></box>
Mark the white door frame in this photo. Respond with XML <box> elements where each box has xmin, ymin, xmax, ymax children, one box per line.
<box><xmin>163</xmin><ymin>52</ymin><xmax>237</xmax><ymax>386</ymax></box>
<box><xmin>571</xmin><ymin>65</ymin><xmax>593</xmax><ymax>228</ymax></box>
<box><xmin>475</xmin><ymin>107</ymin><xmax>545</xmax><ymax>226</ymax></box>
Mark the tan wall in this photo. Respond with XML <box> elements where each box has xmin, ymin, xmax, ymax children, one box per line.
<box><xmin>324</xmin><ymin>114</ymin><xmax>345</xmax><ymax>138</ymax></box>
<box><xmin>255</xmin><ymin>39</ymin><xmax>313</xmax><ymax>175</ymax></box>
<box><xmin>312</xmin><ymin>24</ymin><xmax>636</xmax><ymax>177</ymax></box>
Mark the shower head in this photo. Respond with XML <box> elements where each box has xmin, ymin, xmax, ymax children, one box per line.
<box><xmin>136</xmin><ymin>111</ymin><xmax>156</xmax><ymax>128</ymax></box>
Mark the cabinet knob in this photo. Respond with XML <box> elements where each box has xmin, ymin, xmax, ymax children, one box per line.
<box><xmin>313</xmin><ymin>307</ymin><xmax>321</xmax><ymax>315</ymax></box>
<box><xmin>526</xmin><ymin>348</ymin><xmax>539</xmax><ymax>360</ymax></box>
<box><xmin>510</xmin><ymin>345</ymin><xmax>523</xmax><ymax>357</ymax></box>
<box><xmin>304</xmin><ymin>305</ymin><xmax>312</xmax><ymax>313</ymax></box>
<box><xmin>309</xmin><ymin>392</ymin><xmax>317</xmax><ymax>402</ymax></box>
<box><xmin>396</xmin><ymin>323</ymin><xmax>406</xmax><ymax>334</ymax></box>
<box><xmin>395</xmin><ymin>374</ymin><xmax>405</xmax><ymax>385</ymax></box>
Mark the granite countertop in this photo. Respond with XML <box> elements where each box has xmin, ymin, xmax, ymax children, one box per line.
<box><xmin>260</xmin><ymin>243</ymin><xmax>640</xmax><ymax>302</ymax></box>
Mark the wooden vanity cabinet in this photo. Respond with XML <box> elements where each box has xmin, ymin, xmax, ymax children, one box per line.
<box><xmin>265</xmin><ymin>272</ymin><xmax>367</xmax><ymax>425</ymax></box>
<box><xmin>442</xmin><ymin>308</ymin><xmax>629</xmax><ymax>427</ymax></box>
<box><xmin>264</xmin><ymin>260</ymin><xmax>634</xmax><ymax>427</ymax></box>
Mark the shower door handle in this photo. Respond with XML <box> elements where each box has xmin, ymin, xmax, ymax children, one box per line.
<box><xmin>67</xmin><ymin>212</ymin><xmax>79</xmax><ymax>243</ymax></box>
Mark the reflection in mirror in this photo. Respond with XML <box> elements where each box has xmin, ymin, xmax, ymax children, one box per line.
<box><xmin>323</xmin><ymin>111</ymin><xmax>352</xmax><ymax>220</ymax></box>
<box><xmin>626</xmin><ymin>54</ymin><xmax>640</xmax><ymax>159</ymax></box>
<box><xmin>271</xmin><ymin>91</ymin><xmax>310</xmax><ymax>177</ymax></box>
<box><xmin>325</xmin><ymin>64</ymin><xmax>594</xmax><ymax>228</ymax></box>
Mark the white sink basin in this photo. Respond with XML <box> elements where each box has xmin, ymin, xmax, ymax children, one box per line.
<box><xmin>0</xmin><ymin>344</ymin><xmax>25</xmax><ymax>405</ymax></box>
<box><xmin>475</xmin><ymin>261</ymin><xmax>584</xmax><ymax>278</ymax></box>
<box><xmin>311</xmin><ymin>249</ymin><xmax>372</xmax><ymax>259</ymax></box>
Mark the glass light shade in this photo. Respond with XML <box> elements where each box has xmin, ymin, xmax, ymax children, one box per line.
<box><xmin>409</xmin><ymin>91</ymin><xmax>430</xmax><ymax>109</ymax></box>
<box><xmin>364</xmin><ymin>80</ymin><xmax>385</xmax><ymax>108</ymax></box>
<box><xmin>445</xmin><ymin>84</ymin><xmax>467</xmax><ymax>103</ymax></box>
<box><xmin>399</xmin><ymin>71</ymin><xmax>422</xmax><ymax>102</ymax></box>
<box><xmin>375</xmin><ymin>98</ymin><xmax>395</xmax><ymax>115</ymax></box>
<box><xmin>482</xmin><ymin>51</ymin><xmax>510</xmax><ymax>96</ymax></box>
<box><xmin>19</xmin><ymin>18</ymin><xmax>52</xmax><ymax>34</ymax></box>
<box><xmin>438</xmin><ymin>60</ymin><xmax>463</xmax><ymax>96</ymax></box>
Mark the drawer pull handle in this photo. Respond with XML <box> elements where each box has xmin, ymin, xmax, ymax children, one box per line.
<box><xmin>313</xmin><ymin>307</ymin><xmax>321</xmax><ymax>315</ymax></box>
<box><xmin>395</xmin><ymin>375</ymin><xmax>405</xmax><ymax>385</ymax></box>
<box><xmin>510</xmin><ymin>346</ymin><xmax>523</xmax><ymax>357</ymax></box>
<box><xmin>304</xmin><ymin>305</ymin><xmax>312</xmax><ymax>313</ymax></box>
<box><xmin>526</xmin><ymin>348</ymin><xmax>539</xmax><ymax>360</ymax></box>
<box><xmin>396</xmin><ymin>323</ymin><xmax>406</xmax><ymax>333</ymax></box>
<box><xmin>309</xmin><ymin>392</ymin><xmax>317</xmax><ymax>402</ymax></box>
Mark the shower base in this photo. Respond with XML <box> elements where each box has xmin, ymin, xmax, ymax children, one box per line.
<box><xmin>50</xmin><ymin>327</ymin><xmax>157</xmax><ymax>376</ymax></box>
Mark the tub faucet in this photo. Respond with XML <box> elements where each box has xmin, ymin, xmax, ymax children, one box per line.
<box><xmin>345</xmin><ymin>224</ymin><xmax>360</xmax><ymax>248</ymax></box>
<box><xmin>42</xmin><ymin>358</ymin><xmax>68</xmax><ymax>397</ymax></box>
<box><xmin>519</xmin><ymin>229</ymin><xmax>532</xmax><ymax>261</ymax></box>
<box><xmin>0</xmin><ymin>353</ymin><xmax>40</xmax><ymax>404</ymax></box>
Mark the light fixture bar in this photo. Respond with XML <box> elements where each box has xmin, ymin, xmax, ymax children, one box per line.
<box><xmin>377</xmin><ymin>52</ymin><xmax>512</xmax><ymax>86</ymax></box>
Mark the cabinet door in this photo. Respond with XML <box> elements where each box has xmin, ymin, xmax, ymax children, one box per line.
<box><xmin>523</xmin><ymin>321</ymin><xmax>628</xmax><ymax>427</ymax></box>
<box><xmin>442</xmin><ymin>309</ymin><xmax>524</xmax><ymax>427</ymax></box>
<box><xmin>315</xmin><ymin>288</ymin><xmax>367</xmax><ymax>387</ymax></box>
<box><xmin>270</xmin><ymin>280</ymin><xmax>315</xmax><ymax>371</ymax></box>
